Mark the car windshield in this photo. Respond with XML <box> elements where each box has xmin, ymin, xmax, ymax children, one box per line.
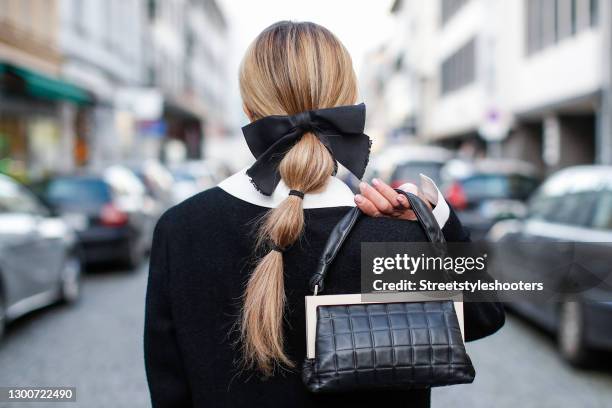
<box><xmin>391</xmin><ymin>162</ymin><xmax>444</xmax><ymax>185</ymax></box>
<box><xmin>46</xmin><ymin>178</ymin><xmax>112</xmax><ymax>206</ymax></box>
<box><xmin>462</xmin><ymin>174</ymin><xmax>538</xmax><ymax>201</ymax></box>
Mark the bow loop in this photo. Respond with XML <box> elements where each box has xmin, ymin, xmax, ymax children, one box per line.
<box><xmin>242</xmin><ymin>103</ymin><xmax>371</xmax><ymax>196</ymax></box>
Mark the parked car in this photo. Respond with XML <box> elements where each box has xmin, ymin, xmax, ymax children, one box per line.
<box><xmin>169</xmin><ymin>160</ymin><xmax>220</xmax><ymax>204</ymax></box>
<box><xmin>442</xmin><ymin>159</ymin><xmax>540</xmax><ymax>240</ymax></box>
<box><xmin>487</xmin><ymin>165</ymin><xmax>612</xmax><ymax>365</ymax></box>
<box><xmin>34</xmin><ymin>166</ymin><xmax>155</xmax><ymax>267</ymax></box>
<box><xmin>388</xmin><ymin>146</ymin><xmax>453</xmax><ymax>188</ymax></box>
<box><xmin>126</xmin><ymin>159</ymin><xmax>175</xmax><ymax>211</ymax></box>
<box><xmin>0</xmin><ymin>174</ymin><xmax>81</xmax><ymax>340</ymax></box>
<box><xmin>338</xmin><ymin>145</ymin><xmax>453</xmax><ymax>193</ymax></box>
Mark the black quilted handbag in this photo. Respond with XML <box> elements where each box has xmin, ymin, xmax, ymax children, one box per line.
<box><xmin>302</xmin><ymin>191</ymin><xmax>475</xmax><ymax>393</ymax></box>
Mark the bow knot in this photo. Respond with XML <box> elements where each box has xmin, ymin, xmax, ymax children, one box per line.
<box><xmin>242</xmin><ymin>103</ymin><xmax>371</xmax><ymax>196</ymax></box>
<box><xmin>292</xmin><ymin>111</ymin><xmax>314</xmax><ymax>133</ymax></box>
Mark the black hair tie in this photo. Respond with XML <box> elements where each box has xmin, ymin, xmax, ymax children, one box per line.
<box><xmin>289</xmin><ymin>189</ymin><xmax>305</xmax><ymax>199</ymax></box>
<box><xmin>271</xmin><ymin>243</ymin><xmax>285</xmax><ymax>253</ymax></box>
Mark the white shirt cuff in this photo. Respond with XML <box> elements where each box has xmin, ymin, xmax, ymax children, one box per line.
<box><xmin>398</xmin><ymin>173</ymin><xmax>450</xmax><ymax>229</ymax></box>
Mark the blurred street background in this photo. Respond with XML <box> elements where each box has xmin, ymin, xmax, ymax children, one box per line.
<box><xmin>1</xmin><ymin>0</ymin><xmax>612</xmax><ymax>407</ymax></box>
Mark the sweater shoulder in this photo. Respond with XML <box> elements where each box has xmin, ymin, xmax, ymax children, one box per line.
<box><xmin>166</xmin><ymin>186</ymin><xmax>230</xmax><ymax>216</ymax></box>
<box><xmin>350</xmin><ymin>216</ymin><xmax>429</xmax><ymax>242</ymax></box>
<box><xmin>156</xmin><ymin>187</ymin><xmax>248</xmax><ymax>234</ymax></box>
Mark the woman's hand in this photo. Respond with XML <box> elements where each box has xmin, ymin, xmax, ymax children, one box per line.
<box><xmin>354</xmin><ymin>178</ymin><xmax>432</xmax><ymax>221</ymax></box>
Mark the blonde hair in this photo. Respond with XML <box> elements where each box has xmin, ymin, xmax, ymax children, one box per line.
<box><xmin>238</xmin><ymin>21</ymin><xmax>358</xmax><ymax>375</ymax></box>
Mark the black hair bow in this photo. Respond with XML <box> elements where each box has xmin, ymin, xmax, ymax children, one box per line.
<box><xmin>242</xmin><ymin>103</ymin><xmax>371</xmax><ymax>196</ymax></box>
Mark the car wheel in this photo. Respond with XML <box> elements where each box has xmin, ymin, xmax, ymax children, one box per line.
<box><xmin>123</xmin><ymin>241</ymin><xmax>143</xmax><ymax>270</ymax></box>
<box><xmin>558</xmin><ymin>301</ymin><xmax>590</xmax><ymax>367</ymax></box>
<box><xmin>61</xmin><ymin>254</ymin><xmax>82</xmax><ymax>304</ymax></box>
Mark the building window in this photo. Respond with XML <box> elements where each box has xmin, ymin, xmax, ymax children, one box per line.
<box><xmin>441</xmin><ymin>0</ymin><xmax>469</xmax><ymax>26</ymax></box>
<box><xmin>440</xmin><ymin>37</ymin><xmax>476</xmax><ymax>95</ymax></box>
<box><xmin>570</xmin><ymin>0</ymin><xmax>577</xmax><ymax>34</ymax></box>
<box><xmin>74</xmin><ymin>0</ymin><xmax>85</xmax><ymax>34</ymax></box>
<box><xmin>526</xmin><ymin>0</ymin><xmax>598</xmax><ymax>56</ymax></box>
<box><xmin>541</xmin><ymin>0</ymin><xmax>557</xmax><ymax>48</ymax></box>
<box><xmin>148</xmin><ymin>0</ymin><xmax>157</xmax><ymax>20</ymax></box>
<box><xmin>394</xmin><ymin>55</ymin><xmax>403</xmax><ymax>72</ymax></box>
<box><xmin>576</xmin><ymin>0</ymin><xmax>591</xmax><ymax>30</ymax></box>
<box><xmin>526</xmin><ymin>0</ymin><xmax>541</xmax><ymax>54</ymax></box>
<box><xmin>590</xmin><ymin>0</ymin><xmax>598</xmax><ymax>26</ymax></box>
<box><xmin>556</xmin><ymin>0</ymin><xmax>573</xmax><ymax>40</ymax></box>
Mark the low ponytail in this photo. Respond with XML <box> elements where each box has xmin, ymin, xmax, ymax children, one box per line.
<box><xmin>238</xmin><ymin>20</ymin><xmax>358</xmax><ymax>375</ymax></box>
<box><xmin>240</xmin><ymin>133</ymin><xmax>335</xmax><ymax>375</ymax></box>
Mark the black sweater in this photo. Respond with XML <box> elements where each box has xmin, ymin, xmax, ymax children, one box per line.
<box><xmin>144</xmin><ymin>186</ymin><xmax>505</xmax><ymax>408</ymax></box>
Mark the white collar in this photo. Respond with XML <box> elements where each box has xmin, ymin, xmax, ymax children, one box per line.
<box><xmin>218</xmin><ymin>167</ymin><xmax>356</xmax><ymax>209</ymax></box>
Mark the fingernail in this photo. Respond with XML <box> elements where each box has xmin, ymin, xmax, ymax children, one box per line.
<box><xmin>359</xmin><ymin>182</ymin><xmax>367</xmax><ymax>191</ymax></box>
<box><xmin>372</xmin><ymin>178</ymin><xmax>380</xmax><ymax>186</ymax></box>
<box><xmin>397</xmin><ymin>195</ymin><xmax>406</xmax><ymax>202</ymax></box>
<box><xmin>355</xmin><ymin>194</ymin><xmax>364</xmax><ymax>204</ymax></box>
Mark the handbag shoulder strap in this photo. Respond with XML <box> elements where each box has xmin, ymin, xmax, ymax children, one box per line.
<box><xmin>309</xmin><ymin>190</ymin><xmax>446</xmax><ymax>294</ymax></box>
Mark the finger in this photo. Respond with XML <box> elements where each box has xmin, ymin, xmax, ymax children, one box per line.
<box><xmin>359</xmin><ymin>182</ymin><xmax>394</xmax><ymax>215</ymax></box>
<box><xmin>397</xmin><ymin>183</ymin><xmax>432</xmax><ymax>210</ymax></box>
<box><xmin>396</xmin><ymin>193</ymin><xmax>410</xmax><ymax>210</ymax></box>
<box><xmin>391</xmin><ymin>194</ymin><xmax>416</xmax><ymax>220</ymax></box>
<box><xmin>371</xmin><ymin>178</ymin><xmax>402</xmax><ymax>208</ymax></box>
<box><xmin>354</xmin><ymin>194</ymin><xmax>382</xmax><ymax>217</ymax></box>
<box><xmin>397</xmin><ymin>189</ymin><xmax>432</xmax><ymax>213</ymax></box>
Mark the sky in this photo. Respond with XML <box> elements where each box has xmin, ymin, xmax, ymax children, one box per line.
<box><xmin>217</xmin><ymin>0</ymin><xmax>395</xmax><ymax>129</ymax></box>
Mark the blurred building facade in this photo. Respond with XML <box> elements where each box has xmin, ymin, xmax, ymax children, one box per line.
<box><xmin>0</xmin><ymin>0</ymin><xmax>229</xmax><ymax>180</ymax></box>
<box><xmin>146</xmin><ymin>0</ymin><xmax>228</xmax><ymax>162</ymax></box>
<box><xmin>59</xmin><ymin>0</ymin><xmax>146</xmax><ymax>170</ymax></box>
<box><xmin>0</xmin><ymin>0</ymin><xmax>91</xmax><ymax>180</ymax></box>
<box><xmin>361</xmin><ymin>0</ymin><xmax>437</xmax><ymax>152</ymax></box>
<box><xmin>370</xmin><ymin>0</ymin><xmax>612</xmax><ymax>174</ymax></box>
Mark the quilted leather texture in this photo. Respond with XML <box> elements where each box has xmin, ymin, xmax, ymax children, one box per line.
<box><xmin>303</xmin><ymin>301</ymin><xmax>475</xmax><ymax>393</ymax></box>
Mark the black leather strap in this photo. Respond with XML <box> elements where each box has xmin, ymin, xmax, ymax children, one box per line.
<box><xmin>309</xmin><ymin>206</ymin><xmax>361</xmax><ymax>294</ymax></box>
<box><xmin>309</xmin><ymin>191</ymin><xmax>447</xmax><ymax>294</ymax></box>
<box><xmin>397</xmin><ymin>190</ymin><xmax>447</xmax><ymax>252</ymax></box>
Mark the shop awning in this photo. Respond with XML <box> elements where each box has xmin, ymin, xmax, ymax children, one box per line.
<box><xmin>0</xmin><ymin>63</ymin><xmax>93</xmax><ymax>105</ymax></box>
